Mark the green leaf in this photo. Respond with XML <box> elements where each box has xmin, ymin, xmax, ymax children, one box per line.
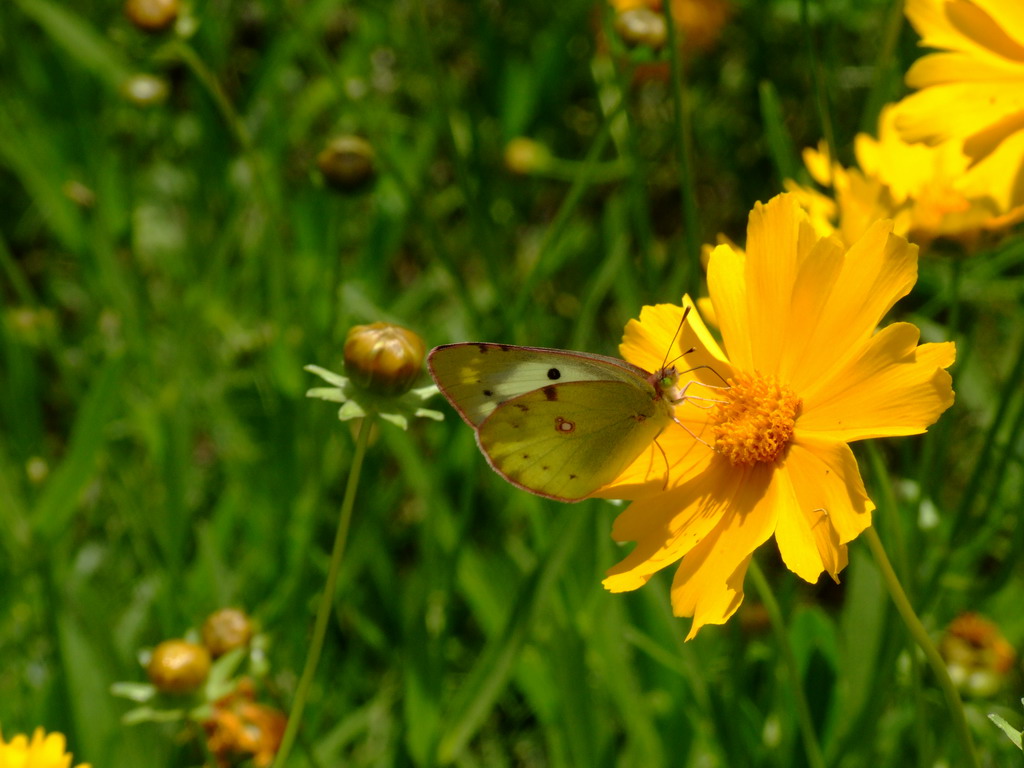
<box><xmin>15</xmin><ymin>0</ymin><xmax>132</xmax><ymax>90</ymax></box>
<box><xmin>33</xmin><ymin>356</ymin><xmax>125</xmax><ymax>541</ymax></box>
<box><xmin>988</xmin><ymin>713</ymin><xmax>1023</xmax><ymax>750</ymax></box>
<box><xmin>436</xmin><ymin>511</ymin><xmax>586</xmax><ymax>764</ymax></box>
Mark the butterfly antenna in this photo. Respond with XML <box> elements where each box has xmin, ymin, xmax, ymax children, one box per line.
<box><xmin>679</xmin><ymin>363</ymin><xmax>731</xmax><ymax>387</ymax></box>
<box><xmin>658</xmin><ymin>306</ymin><xmax>692</xmax><ymax>372</ymax></box>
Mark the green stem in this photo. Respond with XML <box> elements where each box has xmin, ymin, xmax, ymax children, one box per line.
<box><xmin>863</xmin><ymin>527</ymin><xmax>980</xmax><ymax>768</ymax></box>
<box><xmin>747</xmin><ymin>560</ymin><xmax>826</xmax><ymax>768</ymax></box>
<box><xmin>273</xmin><ymin>416</ymin><xmax>373</xmax><ymax>767</ymax></box>
<box><xmin>662</xmin><ymin>0</ymin><xmax>702</xmax><ymax>282</ymax></box>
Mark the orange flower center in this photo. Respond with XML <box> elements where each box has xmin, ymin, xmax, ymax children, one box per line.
<box><xmin>710</xmin><ymin>371</ymin><xmax>801</xmax><ymax>466</ymax></box>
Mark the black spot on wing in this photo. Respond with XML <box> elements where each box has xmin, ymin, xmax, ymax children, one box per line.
<box><xmin>542</xmin><ymin>385</ymin><xmax>558</xmax><ymax>401</ymax></box>
<box><xmin>483</xmin><ymin>389</ymin><xmax>493</xmax><ymax>396</ymax></box>
<box><xmin>547</xmin><ymin>368</ymin><xmax>561</xmax><ymax>380</ymax></box>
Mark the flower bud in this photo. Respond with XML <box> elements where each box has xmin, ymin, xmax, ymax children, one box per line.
<box><xmin>202</xmin><ymin>608</ymin><xmax>254</xmax><ymax>658</ymax></box>
<box><xmin>122</xmin><ymin>74</ymin><xmax>169</xmax><ymax>107</ymax></box>
<box><xmin>147</xmin><ymin>639</ymin><xmax>211</xmax><ymax>694</ymax></box>
<box><xmin>504</xmin><ymin>137</ymin><xmax>552</xmax><ymax>175</ymax></box>
<box><xmin>344</xmin><ymin>322</ymin><xmax>425</xmax><ymax>396</ymax></box>
<box><xmin>614</xmin><ymin>8</ymin><xmax>667</xmax><ymax>49</ymax></box>
<box><xmin>317</xmin><ymin>135</ymin><xmax>376</xmax><ymax>192</ymax></box>
<box><xmin>124</xmin><ymin>0</ymin><xmax>179</xmax><ymax>32</ymax></box>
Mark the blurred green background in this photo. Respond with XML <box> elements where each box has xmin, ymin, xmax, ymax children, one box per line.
<box><xmin>1</xmin><ymin>0</ymin><xmax>1023</xmax><ymax>765</ymax></box>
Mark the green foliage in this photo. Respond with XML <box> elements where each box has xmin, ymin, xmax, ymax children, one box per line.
<box><xmin>1</xmin><ymin>0</ymin><xmax>1022</xmax><ymax>766</ymax></box>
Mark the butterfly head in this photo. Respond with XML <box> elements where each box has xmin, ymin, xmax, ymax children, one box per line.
<box><xmin>651</xmin><ymin>365</ymin><xmax>685</xmax><ymax>405</ymax></box>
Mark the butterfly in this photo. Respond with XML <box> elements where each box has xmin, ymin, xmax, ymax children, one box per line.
<box><xmin>428</xmin><ymin>309</ymin><xmax>695</xmax><ymax>502</ymax></box>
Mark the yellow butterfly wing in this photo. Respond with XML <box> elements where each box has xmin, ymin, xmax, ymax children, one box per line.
<box><xmin>476</xmin><ymin>380</ymin><xmax>673</xmax><ymax>501</ymax></box>
<box><xmin>428</xmin><ymin>343</ymin><xmax>656</xmax><ymax>427</ymax></box>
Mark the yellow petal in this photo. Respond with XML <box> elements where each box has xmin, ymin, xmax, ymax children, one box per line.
<box><xmin>774</xmin><ymin>440</ymin><xmax>874</xmax><ymax>581</ymax></box>
<box><xmin>707</xmin><ymin>242</ymin><xmax>752</xmax><ymax>371</ymax></box>
<box><xmin>776</xmin><ymin>234</ymin><xmax>845</xmax><ymax>385</ymax></box>
<box><xmin>906</xmin><ymin>0</ymin><xmax>1024</xmax><ymax>61</ymax></box>
<box><xmin>602</xmin><ymin>455</ymin><xmax>771</xmax><ymax>593</ymax></box>
<box><xmin>972</xmin><ymin>0</ymin><xmax>1024</xmax><ymax>48</ymax></box>
<box><xmin>958</xmin><ymin>128</ymin><xmax>1024</xmax><ymax>210</ymax></box>
<box><xmin>894</xmin><ymin>83</ymin><xmax>1024</xmax><ymax>146</ymax></box>
<box><xmin>799</xmin><ymin>323</ymin><xmax>955</xmax><ymax>441</ymax></box>
<box><xmin>667</xmin><ymin>466</ymin><xmax>780</xmax><ymax>639</ymax></box>
<box><xmin>618</xmin><ymin>297</ymin><xmax>729</xmax><ymax>375</ymax></box>
<box><xmin>787</xmin><ymin>223</ymin><xmax>919</xmax><ymax>393</ymax></box>
<box><xmin>744</xmin><ymin>195</ymin><xmax>830</xmax><ymax>374</ymax></box>
<box><xmin>592</xmin><ymin>421</ymin><xmax>714</xmax><ymax>500</ymax></box>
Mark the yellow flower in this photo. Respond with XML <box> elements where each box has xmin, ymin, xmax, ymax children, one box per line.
<box><xmin>0</xmin><ymin>727</ymin><xmax>90</xmax><ymax>768</ymax></box>
<box><xmin>786</xmin><ymin>105</ymin><xmax>1024</xmax><ymax>247</ymax></box>
<box><xmin>892</xmin><ymin>0</ymin><xmax>1024</xmax><ymax>172</ymax></box>
<box><xmin>594</xmin><ymin>194</ymin><xmax>955</xmax><ymax>639</ymax></box>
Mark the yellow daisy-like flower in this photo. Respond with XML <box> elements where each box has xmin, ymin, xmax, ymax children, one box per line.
<box><xmin>786</xmin><ymin>106</ymin><xmax>1024</xmax><ymax>247</ymax></box>
<box><xmin>594</xmin><ymin>193</ymin><xmax>955</xmax><ymax>639</ymax></box>
<box><xmin>892</xmin><ymin>0</ymin><xmax>1024</xmax><ymax>163</ymax></box>
<box><xmin>0</xmin><ymin>727</ymin><xmax>91</xmax><ymax>768</ymax></box>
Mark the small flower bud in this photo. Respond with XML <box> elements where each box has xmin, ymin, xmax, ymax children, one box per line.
<box><xmin>202</xmin><ymin>608</ymin><xmax>254</xmax><ymax>658</ymax></box>
<box><xmin>147</xmin><ymin>639</ymin><xmax>211</xmax><ymax>694</ymax></box>
<box><xmin>122</xmin><ymin>74</ymin><xmax>169</xmax><ymax>107</ymax></box>
<box><xmin>504</xmin><ymin>137</ymin><xmax>552</xmax><ymax>175</ymax></box>
<box><xmin>614</xmin><ymin>7</ymin><xmax>667</xmax><ymax>49</ymax></box>
<box><xmin>344</xmin><ymin>322</ymin><xmax>425</xmax><ymax>396</ymax></box>
<box><xmin>317</xmin><ymin>135</ymin><xmax>376</xmax><ymax>192</ymax></box>
<box><xmin>124</xmin><ymin>0</ymin><xmax>179</xmax><ymax>32</ymax></box>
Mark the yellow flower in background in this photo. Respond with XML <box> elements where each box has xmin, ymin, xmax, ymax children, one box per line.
<box><xmin>786</xmin><ymin>106</ymin><xmax>1024</xmax><ymax>247</ymax></box>
<box><xmin>594</xmin><ymin>194</ymin><xmax>955</xmax><ymax>639</ymax></box>
<box><xmin>0</xmin><ymin>727</ymin><xmax>90</xmax><ymax>768</ymax></box>
<box><xmin>892</xmin><ymin>0</ymin><xmax>1024</xmax><ymax>172</ymax></box>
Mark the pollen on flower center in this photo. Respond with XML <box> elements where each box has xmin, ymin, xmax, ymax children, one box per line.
<box><xmin>710</xmin><ymin>371</ymin><xmax>801</xmax><ymax>466</ymax></box>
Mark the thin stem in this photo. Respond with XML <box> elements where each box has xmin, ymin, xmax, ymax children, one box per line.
<box><xmin>863</xmin><ymin>527</ymin><xmax>980</xmax><ymax>768</ymax></box>
<box><xmin>274</xmin><ymin>417</ymin><xmax>374</xmax><ymax>768</ymax></box>
<box><xmin>662</xmin><ymin>0</ymin><xmax>702</xmax><ymax>284</ymax></box>
<box><xmin>747</xmin><ymin>560</ymin><xmax>827</xmax><ymax>768</ymax></box>
<box><xmin>800</xmin><ymin>0</ymin><xmax>837</xmax><ymax>184</ymax></box>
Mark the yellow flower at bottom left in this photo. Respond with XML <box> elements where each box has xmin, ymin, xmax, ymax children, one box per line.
<box><xmin>0</xmin><ymin>727</ymin><xmax>90</xmax><ymax>768</ymax></box>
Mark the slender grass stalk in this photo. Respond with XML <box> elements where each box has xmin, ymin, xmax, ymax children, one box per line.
<box><xmin>747</xmin><ymin>560</ymin><xmax>827</xmax><ymax>768</ymax></box>
<box><xmin>273</xmin><ymin>416</ymin><xmax>374</xmax><ymax>768</ymax></box>
<box><xmin>799</xmin><ymin>0</ymin><xmax>837</xmax><ymax>181</ymax></box>
<box><xmin>863</xmin><ymin>527</ymin><xmax>980</xmax><ymax>768</ymax></box>
<box><xmin>661</xmin><ymin>0</ymin><xmax>702</xmax><ymax>281</ymax></box>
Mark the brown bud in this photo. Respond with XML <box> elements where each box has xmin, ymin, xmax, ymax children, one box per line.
<box><xmin>147</xmin><ymin>639</ymin><xmax>211</xmax><ymax>694</ymax></box>
<box><xmin>124</xmin><ymin>0</ymin><xmax>179</xmax><ymax>32</ymax></box>
<box><xmin>317</xmin><ymin>135</ymin><xmax>376</xmax><ymax>192</ymax></box>
<box><xmin>344</xmin><ymin>322</ymin><xmax>425</xmax><ymax>396</ymax></box>
<box><xmin>202</xmin><ymin>608</ymin><xmax>254</xmax><ymax>658</ymax></box>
